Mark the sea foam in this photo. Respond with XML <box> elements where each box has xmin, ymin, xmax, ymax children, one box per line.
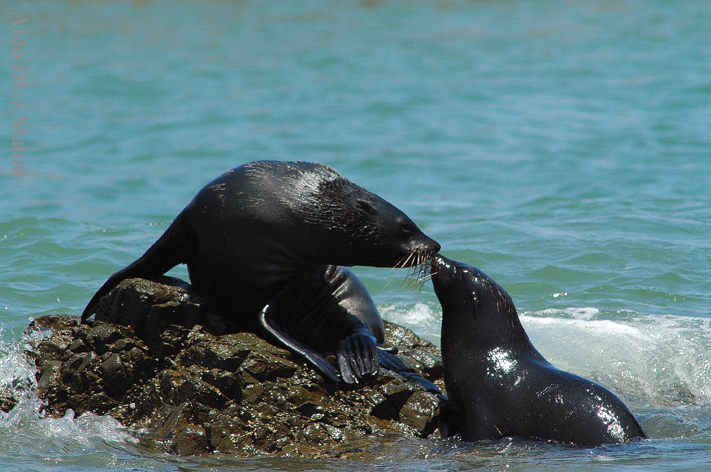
<box><xmin>0</xmin><ymin>326</ymin><xmax>137</xmax><ymax>453</ymax></box>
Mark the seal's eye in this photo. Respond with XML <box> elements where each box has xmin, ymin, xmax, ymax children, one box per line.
<box><xmin>392</xmin><ymin>213</ymin><xmax>416</xmax><ymax>236</ymax></box>
<box><xmin>357</xmin><ymin>199</ymin><xmax>377</xmax><ymax>215</ymax></box>
<box><xmin>399</xmin><ymin>220</ymin><xmax>416</xmax><ymax>235</ymax></box>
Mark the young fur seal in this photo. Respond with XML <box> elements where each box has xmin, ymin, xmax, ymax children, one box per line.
<box><xmin>83</xmin><ymin>161</ymin><xmax>440</xmax><ymax>384</ymax></box>
<box><xmin>431</xmin><ymin>254</ymin><xmax>646</xmax><ymax>446</ymax></box>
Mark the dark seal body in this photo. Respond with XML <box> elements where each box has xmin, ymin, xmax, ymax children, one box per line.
<box><xmin>431</xmin><ymin>255</ymin><xmax>646</xmax><ymax>446</ymax></box>
<box><xmin>83</xmin><ymin>161</ymin><xmax>440</xmax><ymax>383</ymax></box>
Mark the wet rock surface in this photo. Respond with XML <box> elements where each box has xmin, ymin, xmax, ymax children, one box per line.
<box><xmin>27</xmin><ymin>277</ymin><xmax>447</xmax><ymax>458</ymax></box>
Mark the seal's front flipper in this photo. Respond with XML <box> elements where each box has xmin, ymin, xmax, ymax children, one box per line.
<box><xmin>336</xmin><ymin>331</ymin><xmax>379</xmax><ymax>385</ymax></box>
<box><xmin>259</xmin><ymin>302</ymin><xmax>341</xmax><ymax>383</ymax></box>
<box><xmin>257</xmin><ymin>266</ymin><xmax>386</xmax><ymax>386</ymax></box>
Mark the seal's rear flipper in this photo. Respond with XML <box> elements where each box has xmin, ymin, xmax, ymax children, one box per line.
<box><xmin>81</xmin><ymin>213</ymin><xmax>190</xmax><ymax>324</ymax></box>
<box><xmin>259</xmin><ymin>302</ymin><xmax>341</xmax><ymax>383</ymax></box>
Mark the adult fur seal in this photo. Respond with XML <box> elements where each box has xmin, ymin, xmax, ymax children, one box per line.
<box><xmin>431</xmin><ymin>255</ymin><xmax>646</xmax><ymax>446</ymax></box>
<box><xmin>82</xmin><ymin>161</ymin><xmax>440</xmax><ymax>384</ymax></box>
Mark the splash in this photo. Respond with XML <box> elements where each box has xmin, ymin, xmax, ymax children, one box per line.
<box><xmin>0</xmin><ymin>327</ymin><xmax>38</xmax><ymax>393</ymax></box>
<box><xmin>382</xmin><ymin>302</ymin><xmax>711</xmax><ymax>410</ymax></box>
<box><xmin>520</xmin><ymin>310</ymin><xmax>711</xmax><ymax>408</ymax></box>
<box><xmin>0</xmin><ymin>326</ymin><xmax>137</xmax><ymax>454</ymax></box>
<box><xmin>380</xmin><ymin>302</ymin><xmax>442</xmax><ymax>345</ymax></box>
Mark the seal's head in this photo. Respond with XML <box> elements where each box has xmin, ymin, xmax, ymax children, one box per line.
<box><xmin>240</xmin><ymin>161</ymin><xmax>441</xmax><ymax>270</ymax></box>
<box><xmin>431</xmin><ymin>254</ymin><xmax>517</xmax><ymax>329</ymax></box>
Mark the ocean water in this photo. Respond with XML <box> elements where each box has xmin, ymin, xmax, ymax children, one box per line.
<box><xmin>2</xmin><ymin>0</ymin><xmax>711</xmax><ymax>470</ymax></box>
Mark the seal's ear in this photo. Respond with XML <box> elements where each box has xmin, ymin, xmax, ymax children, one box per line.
<box><xmin>356</xmin><ymin>199</ymin><xmax>377</xmax><ymax>215</ymax></box>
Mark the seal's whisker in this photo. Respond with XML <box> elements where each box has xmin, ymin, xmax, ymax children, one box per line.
<box><xmin>389</xmin><ymin>253</ymin><xmax>409</xmax><ymax>273</ymax></box>
<box><xmin>411</xmin><ymin>261</ymin><xmax>434</xmax><ymax>289</ymax></box>
<box><xmin>418</xmin><ymin>266</ymin><xmax>434</xmax><ymax>284</ymax></box>
<box><xmin>385</xmin><ymin>253</ymin><xmax>414</xmax><ymax>288</ymax></box>
<box><xmin>388</xmin><ymin>248</ymin><xmax>438</xmax><ymax>292</ymax></box>
<box><xmin>393</xmin><ymin>252</ymin><xmax>417</xmax><ymax>291</ymax></box>
<box><xmin>403</xmin><ymin>273</ymin><xmax>426</xmax><ymax>292</ymax></box>
<box><xmin>383</xmin><ymin>274</ymin><xmax>398</xmax><ymax>289</ymax></box>
<box><xmin>389</xmin><ymin>250</ymin><xmax>425</xmax><ymax>290</ymax></box>
<box><xmin>398</xmin><ymin>268</ymin><xmax>417</xmax><ymax>291</ymax></box>
<box><xmin>395</xmin><ymin>249</ymin><xmax>437</xmax><ymax>292</ymax></box>
<box><xmin>403</xmin><ymin>251</ymin><xmax>415</xmax><ymax>269</ymax></box>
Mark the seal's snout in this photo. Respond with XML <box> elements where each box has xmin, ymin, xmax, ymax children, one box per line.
<box><xmin>431</xmin><ymin>254</ymin><xmax>457</xmax><ymax>285</ymax></box>
<box><xmin>404</xmin><ymin>224</ymin><xmax>439</xmax><ymax>255</ymax></box>
<box><xmin>431</xmin><ymin>254</ymin><xmax>442</xmax><ymax>272</ymax></box>
<box><xmin>431</xmin><ymin>254</ymin><xmax>452</xmax><ymax>271</ymax></box>
<box><xmin>396</xmin><ymin>232</ymin><xmax>440</xmax><ymax>270</ymax></box>
<box><xmin>416</xmin><ymin>236</ymin><xmax>440</xmax><ymax>260</ymax></box>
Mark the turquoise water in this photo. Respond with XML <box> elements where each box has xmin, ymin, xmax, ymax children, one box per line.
<box><xmin>2</xmin><ymin>0</ymin><xmax>711</xmax><ymax>470</ymax></box>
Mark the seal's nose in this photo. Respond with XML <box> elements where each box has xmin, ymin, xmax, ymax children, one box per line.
<box><xmin>427</xmin><ymin>238</ymin><xmax>441</xmax><ymax>254</ymax></box>
<box><xmin>431</xmin><ymin>254</ymin><xmax>458</xmax><ymax>278</ymax></box>
<box><xmin>431</xmin><ymin>253</ymin><xmax>446</xmax><ymax>272</ymax></box>
<box><xmin>431</xmin><ymin>255</ymin><xmax>439</xmax><ymax>273</ymax></box>
<box><xmin>407</xmin><ymin>232</ymin><xmax>440</xmax><ymax>257</ymax></box>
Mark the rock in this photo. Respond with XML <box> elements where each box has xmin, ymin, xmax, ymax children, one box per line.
<box><xmin>173</xmin><ymin>424</ymin><xmax>209</xmax><ymax>456</ymax></box>
<box><xmin>0</xmin><ymin>390</ymin><xmax>17</xmax><ymax>413</ymax></box>
<box><xmin>91</xmin><ymin>276</ymin><xmax>237</xmax><ymax>351</ymax></box>
<box><xmin>27</xmin><ymin>277</ymin><xmax>447</xmax><ymax>457</ymax></box>
<box><xmin>399</xmin><ymin>390</ymin><xmax>442</xmax><ymax>436</ymax></box>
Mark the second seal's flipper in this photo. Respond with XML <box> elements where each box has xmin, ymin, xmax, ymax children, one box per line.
<box><xmin>259</xmin><ymin>302</ymin><xmax>341</xmax><ymax>383</ymax></box>
<box><xmin>377</xmin><ymin>348</ymin><xmax>446</xmax><ymax>401</ymax></box>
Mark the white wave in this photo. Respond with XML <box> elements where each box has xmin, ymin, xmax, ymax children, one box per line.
<box><xmin>534</xmin><ymin>307</ymin><xmax>600</xmax><ymax>321</ymax></box>
<box><xmin>380</xmin><ymin>302</ymin><xmax>442</xmax><ymax>345</ymax></box>
<box><xmin>2</xmin><ymin>404</ymin><xmax>136</xmax><ymax>448</ymax></box>
<box><xmin>521</xmin><ymin>310</ymin><xmax>711</xmax><ymax>408</ymax></box>
<box><xmin>0</xmin><ymin>327</ymin><xmax>137</xmax><ymax>451</ymax></box>
<box><xmin>381</xmin><ymin>303</ymin><xmax>711</xmax><ymax>410</ymax></box>
<box><xmin>0</xmin><ymin>327</ymin><xmax>38</xmax><ymax>392</ymax></box>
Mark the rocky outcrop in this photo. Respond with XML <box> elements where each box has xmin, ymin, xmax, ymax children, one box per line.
<box><xmin>26</xmin><ymin>277</ymin><xmax>447</xmax><ymax>458</ymax></box>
